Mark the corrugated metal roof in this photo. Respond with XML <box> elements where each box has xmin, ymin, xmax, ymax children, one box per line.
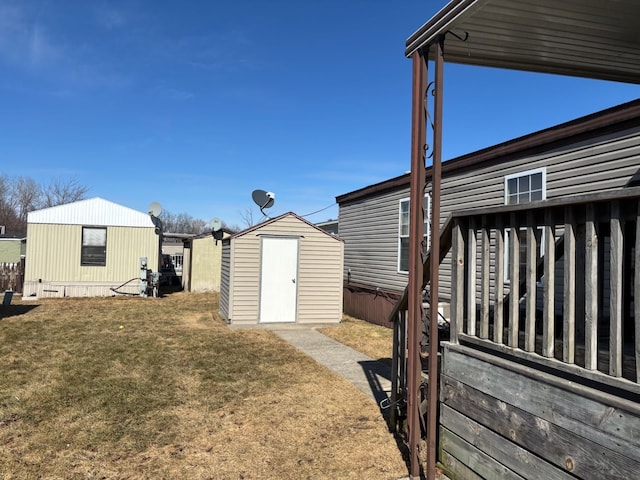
<box><xmin>27</xmin><ymin>197</ymin><xmax>154</xmax><ymax>228</ymax></box>
<box><xmin>406</xmin><ymin>0</ymin><xmax>640</xmax><ymax>84</ymax></box>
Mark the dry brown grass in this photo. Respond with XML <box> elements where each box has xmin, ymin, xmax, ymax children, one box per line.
<box><xmin>319</xmin><ymin>315</ymin><xmax>394</xmax><ymax>364</ymax></box>
<box><xmin>0</xmin><ymin>292</ymin><xmax>408</xmax><ymax>479</ymax></box>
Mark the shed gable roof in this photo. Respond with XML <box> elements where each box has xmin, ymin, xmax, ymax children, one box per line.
<box><xmin>229</xmin><ymin>212</ymin><xmax>342</xmax><ymax>241</ymax></box>
<box><xmin>27</xmin><ymin>197</ymin><xmax>154</xmax><ymax>228</ymax></box>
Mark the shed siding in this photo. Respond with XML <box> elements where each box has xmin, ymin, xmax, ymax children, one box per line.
<box><xmin>190</xmin><ymin>236</ymin><xmax>222</xmax><ymax>292</ymax></box>
<box><xmin>0</xmin><ymin>239</ymin><xmax>22</xmax><ymax>263</ymax></box>
<box><xmin>24</xmin><ymin>223</ymin><xmax>158</xmax><ymax>295</ymax></box>
<box><xmin>219</xmin><ymin>242</ymin><xmax>231</xmax><ymax>320</ymax></box>
<box><xmin>224</xmin><ymin>214</ymin><xmax>343</xmax><ymax>324</ymax></box>
<box><xmin>340</xmin><ymin>125</ymin><xmax>640</xmax><ymax>310</ymax></box>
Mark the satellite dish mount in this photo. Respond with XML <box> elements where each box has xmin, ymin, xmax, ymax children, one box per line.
<box><xmin>148</xmin><ymin>202</ymin><xmax>163</xmax><ymax>235</ymax></box>
<box><xmin>210</xmin><ymin>217</ymin><xmax>224</xmax><ymax>244</ymax></box>
<box><xmin>252</xmin><ymin>189</ymin><xmax>275</xmax><ymax>219</ymax></box>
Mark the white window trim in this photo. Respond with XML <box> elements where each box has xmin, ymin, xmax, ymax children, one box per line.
<box><xmin>504</xmin><ymin>167</ymin><xmax>547</xmax><ymax>204</ymax></box>
<box><xmin>398</xmin><ymin>194</ymin><xmax>431</xmax><ymax>274</ymax></box>
<box><xmin>503</xmin><ymin>167</ymin><xmax>547</xmax><ymax>283</ymax></box>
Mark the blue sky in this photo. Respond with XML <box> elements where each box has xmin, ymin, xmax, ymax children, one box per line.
<box><xmin>1</xmin><ymin>1</ymin><xmax>638</xmax><ymax>229</ymax></box>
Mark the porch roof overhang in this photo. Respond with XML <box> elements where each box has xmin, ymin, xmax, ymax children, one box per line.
<box><xmin>405</xmin><ymin>0</ymin><xmax>640</xmax><ymax>85</ymax></box>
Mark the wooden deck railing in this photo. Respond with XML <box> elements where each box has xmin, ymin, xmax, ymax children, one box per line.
<box><xmin>450</xmin><ymin>187</ymin><xmax>640</xmax><ymax>392</ymax></box>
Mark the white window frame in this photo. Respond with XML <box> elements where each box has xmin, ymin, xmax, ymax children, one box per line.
<box><xmin>504</xmin><ymin>167</ymin><xmax>547</xmax><ymax>205</ymax></box>
<box><xmin>504</xmin><ymin>168</ymin><xmax>547</xmax><ymax>283</ymax></box>
<box><xmin>398</xmin><ymin>194</ymin><xmax>431</xmax><ymax>274</ymax></box>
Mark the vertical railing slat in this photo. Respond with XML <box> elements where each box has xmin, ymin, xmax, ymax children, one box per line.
<box><xmin>585</xmin><ymin>204</ymin><xmax>598</xmax><ymax>371</ymax></box>
<box><xmin>467</xmin><ymin>218</ymin><xmax>477</xmax><ymax>336</ymax></box>
<box><xmin>610</xmin><ymin>201</ymin><xmax>623</xmax><ymax>377</ymax></box>
<box><xmin>494</xmin><ymin>216</ymin><xmax>505</xmax><ymax>345</ymax></box>
<box><xmin>543</xmin><ymin>209</ymin><xmax>555</xmax><ymax>358</ymax></box>
<box><xmin>635</xmin><ymin>200</ymin><xmax>640</xmax><ymax>383</ymax></box>
<box><xmin>525</xmin><ymin>211</ymin><xmax>537</xmax><ymax>353</ymax></box>
<box><xmin>508</xmin><ymin>213</ymin><xmax>520</xmax><ymax>348</ymax></box>
<box><xmin>480</xmin><ymin>216</ymin><xmax>490</xmax><ymax>339</ymax></box>
<box><xmin>563</xmin><ymin>206</ymin><xmax>576</xmax><ymax>364</ymax></box>
<box><xmin>450</xmin><ymin>218</ymin><xmax>464</xmax><ymax>344</ymax></box>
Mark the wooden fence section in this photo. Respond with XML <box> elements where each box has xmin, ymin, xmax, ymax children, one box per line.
<box><xmin>449</xmin><ymin>187</ymin><xmax>640</xmax><ymax>391</ymax></box>
<box><xmin>0</xmin><ymin>260</ymin><xmax>25</xmax><ymax>293</ymax></box>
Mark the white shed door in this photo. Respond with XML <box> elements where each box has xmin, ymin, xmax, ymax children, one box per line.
<box><xmin>259</xmin><ymin>237</ymin><xmax>298</xmax><ymax>323</ymax></box>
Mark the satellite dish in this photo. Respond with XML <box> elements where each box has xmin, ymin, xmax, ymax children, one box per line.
<box><xmin>148</xmin><ymin>202</ymin><xmax>162</xmax><ymax>217</ymax></box>
<box><xmin>210</xmin><ymin>218</ymin><xmax>222</xmax><ymax>232</ymax></box>
<box><xmin>252</xmin><ymin>189</ymin><xmax>275</xmax><ymax>209</ymax></box>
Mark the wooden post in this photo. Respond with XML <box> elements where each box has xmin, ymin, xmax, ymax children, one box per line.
<box><xmin>494</xmin><ymin>216</ymin><xmax>505</xmax><ymax>344</ymax></box>
<box><xmin>480</xmin><ymin>217</ymin><xmax>490</xmax><ymax>339</ymax></box>
<box><xmin>610</xmin><ymin>201</ymin><xmax>623</xmax><ymax>377</ymax></box>
<box><xmin>585</xmin><ymin>203</ymin><xmax>598</xmax><ymax>371</ymax></box>
<box><xmin>467</xmin><ymin>218</ymin><xmax>477</xmax><ymax>336</ymax></box>
<box><xmin>563</xmin><ymin>206</ymin><xmax>576</xmax><ymax>364</ymax></box>
<box><xmin>543</xmin><ymin>209</ymin><xmax>555</xmax><ymax>358</ymax></box>
<box><xmin>525</xmin><ymin>211</ymin><xmax>537</xmax><ymax>353</ymax></box>
<box><xmin>509</xmin><ymin>213</ymin><xmax>520</xmax><ymax>348</ymax></box>
<box><xmin>450</xmin><ymin>218</ymin><xmax>464</xmax><ymax>343</ymax></box>
<box><xmin>635</xmin><ymin>200</ymin><xmax>640</xmax><ymax>382</ymax></box>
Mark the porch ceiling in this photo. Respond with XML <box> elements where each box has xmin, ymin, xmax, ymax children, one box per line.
<box><xmin>406</xmin><ymin>0</ymin><xmax>640</xmax><ymax>85</ymax></box>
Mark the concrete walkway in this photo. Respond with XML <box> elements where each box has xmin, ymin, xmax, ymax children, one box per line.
<box><xmin>229</xmin><ymin>323</ymin><xmax>393</xmax><ymax>407</ymax></box>
<box><xmin>271</xmin><ymin>327</ymin><xmax>393</xmax><ymax>407</ymax></box>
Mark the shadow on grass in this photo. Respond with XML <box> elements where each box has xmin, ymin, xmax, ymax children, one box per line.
<box><xmin>0</xmin><ymin>304</ymin><xmax>39</xmax><ymax>320</ymax></box>
<box><xmin>358</xmin><ymin>359</ymin><xmax>413</xmax><ymax>473</ymax></box>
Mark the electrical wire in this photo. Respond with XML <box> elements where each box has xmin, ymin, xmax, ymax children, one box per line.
<box><xmin>300</xmin><ymin>202</ymin><xmax>336</xmax><ymax>218</ymax></box>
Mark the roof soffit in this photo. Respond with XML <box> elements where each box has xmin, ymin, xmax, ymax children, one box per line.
<box><xmin>406</xmin><ymin>0</ymin><xmax>640</xmax><ymax>85</ymax></box>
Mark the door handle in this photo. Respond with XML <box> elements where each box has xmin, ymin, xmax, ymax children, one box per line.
<box><xmin>292</xmin><ymin>278</ymin><xmax>295</xmax><ymax>283</ymax></box>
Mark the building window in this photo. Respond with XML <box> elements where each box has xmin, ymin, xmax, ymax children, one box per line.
<box><xmin>504</xmin><ymin>168</ymin><xmax>546</xmax><ymax>281</ymax></box>
<box><xmin>81</xmin><ymin>227</ymin><xmax>107</xmax><ymax>266</ymax></box>
<box><xmin>505</xmin><ymin>168</ymin><xmax>545</xmax><ymax>205</ymax></box>
<box><xmin>398</xmin><ymin>195</ymin><xmax>430</xmax><ymax>273</ymax></box>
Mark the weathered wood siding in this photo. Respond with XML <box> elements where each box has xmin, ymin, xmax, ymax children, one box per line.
<box><xmin>222</xmin><ymin>213</ymin><xmax>343</xmax><ymax>324</ymax></box>
<box><xmin>23</xmin><ymin>223</ymin><xmax>159</xmax><ymax>297</ymax></box>
<box><xmin>219</xmin><ymin>242</ymin><xmax>231</xmax><ymax>320</ymax></box>
<box><xmin>440</xmin><ymin>343</ymin><xmax>640</xmax><ymax>480</ymax></box>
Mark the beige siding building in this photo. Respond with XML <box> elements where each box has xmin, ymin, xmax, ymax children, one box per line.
<box><xmin>182</xmin><ymin>231</ymin><xmax>230</xmax><ymax>292</ymax></box>
<box><xmin>24</xmin><ymin>198</ymin><xmax>160</xmax><ymax>297</ymax></box>
<box><xmin>220</xmin><ymin>212</ymin><xmax>343</xmax><ymax>325</ymax></box>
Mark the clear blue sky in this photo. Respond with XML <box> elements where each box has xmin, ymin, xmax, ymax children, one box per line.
<box><xmin>1</xmin><ymin>1</ymin><xmax>638</xmax><ymax>229</ymax></box>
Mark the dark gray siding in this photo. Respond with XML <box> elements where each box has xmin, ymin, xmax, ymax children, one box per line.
<box><xmin>339</xmin><ymin>124</ymin><xmax>640</xmax><ymax>304</ymax></box>
<box><xmin>219</xmin><ymin>242</ymin><xmax>231</xmax><ymax>320</ymax></box>
<box><xmin>339</xmin><ymin>186</ymin><xmax>409</xmax><ymax>293</ymax></box>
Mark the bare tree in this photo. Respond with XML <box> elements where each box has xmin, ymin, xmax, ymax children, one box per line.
<box><xmin>158</xmin><ymin>211</ymin><xmax>209</xmax><ymax>234</ymax></box>
<box><xmin>239</xmin><ymin>207</ymin><xmax>257</xmax><ymax>229</ymax></box>
<box><xmin>0</xmin><ymin>175</ymin><xmax>89</xmax><ymax>235</ymax></box>
<box><xmin>10</xmin><ymin>177</ymin><xmax>41</xmax><ymax>224</ymax></box>
<box><xmin>0</xmin><ymin>175</ymin><xmax>21</xmax><ymax>235</ymax></box>
<box><xmin>41</xmin><ymin>177</ymin><xmax>88</xmax><ymax>208</ymax></box>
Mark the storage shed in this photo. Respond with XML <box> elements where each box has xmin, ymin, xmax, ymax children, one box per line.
<box><xmin>24</xmin><ymin>197</ymin><xmax>160</xmax><ymax>298</ymax></box>
<box><xmin>220</xmin><ymin>212</ymin><xmax>343</xmax><ymax>325</ymax></box>
<box><xmin>182</xmin><ymin>230</ymin><xmax>231</xmax><ymax>292</ymax></box>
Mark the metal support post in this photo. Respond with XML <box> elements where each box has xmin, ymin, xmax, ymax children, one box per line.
<box><xmin>426</xmin><ymin>36</ymin><xmax>444</xmax><ymax>480</ymax></box>
<box><xmin>407</xmin><ymin>48</ymin><xmax>427</xmax><ymax>480</ymax></box>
